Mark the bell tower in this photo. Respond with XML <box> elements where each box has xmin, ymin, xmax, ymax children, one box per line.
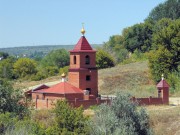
<box><xmin>68</xmin><ymin>26</ymin><xmax>98</xmax><ymax>98</ymax></box>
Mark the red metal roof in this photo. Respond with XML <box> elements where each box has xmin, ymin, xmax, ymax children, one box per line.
<box><xmin>71</xmin><ymin>36</ymin><xmax>94</xmax><ymax>51</ymax></box>
<box><xmin>32</xmin><ymin>82</ymin><xmax>83</xmax><ymax>94</ymax></box>
<box><xmin>156</xmin><ymin>80</ymin><xmax>170</xmax><ymax>88</ymax></box>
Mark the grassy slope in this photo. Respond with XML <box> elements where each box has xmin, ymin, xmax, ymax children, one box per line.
<box><xmin>98</xmin><ymin>61</ymin><xmax>157</xmax><ymax>97</ymax></box>
<box><xmin>14</xmin><ymin>61</ymin><xmax>158</xmax><ymax>97</ymax></box>
<box><xmin>14</xmin><ymin>61</ymin><xmax>155</xmax><ymax>93</ymax></box>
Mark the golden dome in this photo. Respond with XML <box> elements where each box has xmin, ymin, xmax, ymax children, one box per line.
<box><xmin>61</xmin><ymin>73</ymin><xmax>66</xmax><ymax>77</ymax></box>
<box><xmin>81</xmin><ymin>23</ymin><xmax>85</xmax><ymax>35</ymax></box>
<box><xmin>81</xmin><ymin>27</ymin><xmax>85</xmax><ymax>35</ymax></box>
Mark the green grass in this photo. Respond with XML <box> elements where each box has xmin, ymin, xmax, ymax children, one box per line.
<box><xmin>148</xmin><ymin>106</ymin><xmax>180</xmax><ymax>135</ymax></box>
<box><xmin>98</xmin><ymin>61</ymin><xmax>157</xmax><ymax>97</ymax></box>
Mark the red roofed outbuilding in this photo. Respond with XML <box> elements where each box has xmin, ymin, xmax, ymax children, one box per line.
<box><xmin>156</xmin><ymin>74</ymin><xmax>169</xmax><ymax>104</ymax></box>
<box><xmin>32</xmin><ymin>79</ymin><xmax>84</xmax><ymax>101</ymax></box>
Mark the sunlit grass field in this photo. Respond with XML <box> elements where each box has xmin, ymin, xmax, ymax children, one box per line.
<box><xmin>98</xmin><ymin>61</ymin><xmax>157</xmax><ymax>97</ymax></box>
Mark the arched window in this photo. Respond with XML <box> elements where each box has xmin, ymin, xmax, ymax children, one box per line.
<box><xmin>73</xmin><ymin>55</ymin><xmax>76</xmax><ymax>64</ymax></box>
<box><xmin>85</xmin><ymin>55</ymin><xmax>90</xmax><ymax>64</ymax></box>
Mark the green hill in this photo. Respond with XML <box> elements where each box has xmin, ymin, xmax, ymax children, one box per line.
<box><xmin>98</xmin><ymin>61</ymin><xmax>157</xmax><ymax>97</ymax></box>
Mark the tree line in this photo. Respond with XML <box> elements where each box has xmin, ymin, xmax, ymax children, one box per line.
<box><xmin>101</xmin><ymin>0</ymin><xmax>180</xmax><ymax>92</ymax></box>
<box><xmin>0</xmin><ymin>49</ymin><xmax>69</xmax><ymax>81</ymax></box>
<box><xmin>0</xmin><ymin>47</ymin><xmax>114</xmax><ymax>82</ymax></box>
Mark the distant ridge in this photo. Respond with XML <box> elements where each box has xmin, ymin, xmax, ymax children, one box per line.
<box><xmin>0</xmin><ymin>44</ymin><xmax>102</xmax><ymax>56</ymax></box>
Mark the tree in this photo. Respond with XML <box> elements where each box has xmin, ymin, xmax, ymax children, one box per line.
<box><xmin>103</xmin><ymin>35</ymin><xmax>124</xmax><ymax>52</ymax></box>
<box><xmin>123</xmin><ymin>22</ymin><xmax>153</xmax><ymax>53</ymax></box>
<box><xmin>149</xmin><ymin>19</ymin><xmax>180</xmax><ymax>82</ymax></box>
<box><xmin>103</xmin><ymin>35</ymin><xmax>129</xmax><ymax>63</ymax></box>
<box><xmin>0</xmin><ymin>79</ymin><xmax>27</xmax><ymax>114</ymax></box>
<box><xmin>52</xmin><ymin>100</ymin><xmax>89</xmax><ymax>134</ymax></box>
<box><xmin>89</xmin><ymin>93</ymin><xmax>152</xmax><ymax>135</ymax></box>
<box><xmin>29</xmin><ymin>51</ymin><xmax>45</xmax><ymax>61</ymax></box>
<box><xmin>41</xmin><ymin>49</ymin><xmax>69</xmax><ymax>69</ymax></box>
<box><xmin>13</xmin><ymin>58</ymin><xmax>37</xmax><ymax>78</ymax></box>
<box><xmin>146</xmin><ymin>0</ymin><xmax>180</xmax><ymax>22</ymax></box>
<box><xmin>0</xmin><ymin>52</ymin><xmax>9</xmax><ymax>60</ymax></box>
<box><xmin>0</xmin><ymin>58</ymin><xmax>15</xmax><ymax>79</ymax></box>
<box><xmin>96</xmin><ymin>49</ymin><xmax>115</xmax><ymax>69</ymax></box>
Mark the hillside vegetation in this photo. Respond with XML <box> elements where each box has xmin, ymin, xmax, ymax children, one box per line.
<box><xmin>13</xmin><ymin>61</ymin><xmax>157</xmax><ymax>98</ymax></box>
<box><xmin>98</xmin><ymin>61</ymin><xmax>157</xmax><ymax>97</ymax></box>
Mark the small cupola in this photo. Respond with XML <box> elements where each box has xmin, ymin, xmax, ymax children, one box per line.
<box><xmin>61</xmin><ymin>73</ymin><xmax>66</xmax><ymax>82</ymax></box>
<box><xmin>156</xmin><ymin>74</ymin><xmax>170</xmax><ymax>89</ymax></box>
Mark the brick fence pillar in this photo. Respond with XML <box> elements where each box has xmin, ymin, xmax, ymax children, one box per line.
<box><xmin>46</xmin><ymin>98</ymin><xmax>48</xmax><ymax>109</ymax></box>
<box><xmin>149</xmin><ymin>96</ymin><xmax>152</xmax><ymax>105</ymax></box>
<box><xmin>75</xmin><ymin>98</ymin><xmax>78</xmax><ymax>107</ymax></box>
<box><xmin>96</xmin><ymin>97</ymin><xmax>100</xmax><ymax>104</ymax></box>
<box><xmin>36</xmin><ymin>98</ymin><xmax>37</xmax><ymax>109</ymax></box>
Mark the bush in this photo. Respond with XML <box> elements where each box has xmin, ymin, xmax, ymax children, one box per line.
<box><xmin>4</xmin><ymin>119</ymin><xmax>45</xmax><ymax>135</ymax></box>
<box><xmin>13</xmin><ymin>58</ymin><xmax>37</xmax><ymax>78</ymax></box>
<box><xmin>0</xmin><ymin>113</ymin><xmax>18</xmax><ymax>134</ymax></box>
<box><xmin>116</xmin><ymin>48</ymin><xmax>129</xmax><ymax>63</ymax></box>
<box><xmin>54</xmin><ymin>100</ymin><xmax>89</xmax><ymax>134</ymax></box>
<box><xmin>40</xmin><ymin>49</ymin><xmax>69</xmax><ymax>69</ymax></box>
<box><xmin>96</xmin><ymin>49</ymin><xmax>115</xmax><ymax>69</ymax></box>
<box><xmin>31</xmin><ymin>66</ymin><xmax>59</xmax><ymax>81</ymax></box>
<box><xmin>121</xmin><ymin>50</ymin><xmax>148</xmax><ymax>65</ymax></box>
<box><xmin>0</xmin><ymin>79</ymin><xmax>28</xmax><ymax>114</ymax></box>
<box><xmin>45</xmin><ymin>66</ymin><xmax>59</xmax><ymax>76</ymax></box>
<box><xmin>31</xmin><ymin>71</ymin><xmax>47</xmax><ymax>81</ymax></box>
<box><xmin>31</xmin><ymin>110</ymin><xmax>55</xmax><ymax>129</ymax></box>
<box><xmin>89</xmin><ymin>92</ymin><xmax>152</xmax><ymax>135</ymax></box>
<box><xmin>167</xmin><ymin>70</ymin><xmax>180</xmax><ymax>94</ymax></box>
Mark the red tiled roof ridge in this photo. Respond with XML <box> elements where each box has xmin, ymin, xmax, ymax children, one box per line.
<box><xmin>73</xmin><ymin>36</ymin><xmax>93</xmax><ymax>51</ymax></box>
<box><xmin>32</xmin><ymin>81</ymin><xmax>83</xmax><ymax>94</ymax></box>
<box><xmin>157</xmin><ymin>79</ymin><xmax>170</xmax><ymax>88</ymax></box>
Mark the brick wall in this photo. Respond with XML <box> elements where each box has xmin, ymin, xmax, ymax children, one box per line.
<box><xmin>33</xmin><ymin>98</ymin><xmax>110</xmax><ymax>109</ymax></box>
<box><xmin>131</xmin><ymin>96</ymin><xmax>167</xmax><ymax>105</ymax></box>
<box><xmin>33</xmin><ymin>95</ymin><xmax>168</xmax><ymax>110</ymax></box>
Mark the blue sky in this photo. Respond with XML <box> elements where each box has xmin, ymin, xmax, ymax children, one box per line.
<box><xmin>0</xmin><ymin>0</ymin><xmax>165</xmax><ymax>48</ymax></box>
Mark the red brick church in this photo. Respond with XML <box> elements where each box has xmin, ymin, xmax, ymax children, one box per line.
<box><xmin>26</xmin><ymin>27</ymin><xmax>170</xmax><ymax>109</ymax></box>
<box><xmin>28</xmin><ymin>27</ymin><xmax>108</xmax><ymax>109</ymax></box>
